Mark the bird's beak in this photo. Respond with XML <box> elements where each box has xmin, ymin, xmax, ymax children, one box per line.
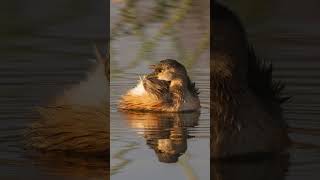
<box><xmin>147</xmin><ymin>73</ymin><xmax>157</xmax><ymax>78</ymax></box>
<box><xmin>149</xmin><ymin>64</ymin><xmax>156</xmax><ymax>69</ymax></box>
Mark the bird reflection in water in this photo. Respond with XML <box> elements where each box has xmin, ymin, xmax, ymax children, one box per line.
<box><xmin>120</xmin><ymin>111</ymin><xmax>200</xmax><ymax>163</ymax></box>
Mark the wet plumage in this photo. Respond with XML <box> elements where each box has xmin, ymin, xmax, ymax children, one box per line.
<box><xmin>211</xmin><ymin>2</ymin><xmax>290</xmax><ymax>159</ymax></box>
<box><xmin>25</xmin><ymin>46</ymin><xmax>109</xmax><ymax>157</ymax></box>
<box><xmin>119</xmin><ymin>59</ymin><xmax>200</xmax><ymax>112</ymax></box>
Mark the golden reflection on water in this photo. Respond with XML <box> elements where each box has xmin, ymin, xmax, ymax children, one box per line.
<box><xmin>28</xmin><ymin>152</ymin><xmax>108</xmax><ymax>179</ymax></box>
<box><xmin>121</xmin><ymin>111</ymin><xmax>199</xmax><ymax>163</ymax></box>
<box><xmin>26</xmin><ymin>105</ymin><xmax>108</xmax><ymax>154</ymax></box>
<box><xmin>24</xmin><ymin>48</ymin><xmax>109</xmax><ymax>178</ymax></box>
<box><xmin>25</xmin><ymin>105</ymin><xmax>109</xmax><ymax>179</ymax></box>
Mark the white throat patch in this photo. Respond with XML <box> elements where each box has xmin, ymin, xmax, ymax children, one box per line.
<box><xmin>129</xmin><ymin>77</ymin><xmax>146</xmax><ymax>95</ymax></box>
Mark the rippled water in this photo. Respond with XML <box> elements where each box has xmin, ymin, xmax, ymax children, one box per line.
<box><xmin>215</xmin><ymin>1</ymin><xmax>320</xmax><ymax>179</ymax></box>
<box><xmin>0</xmin><ymin>1</ymin><xmax>108</xmax><ymax>179</ymax></box>
<box><xmin>110</xmin><ymin>68</ymin><xmax>210</xmax><ymax>180</ymax></box>
<box><xmin>252</xmin><ymin>33</ymin><xmax>320</xmax><ymax>180</ymax></box>
<box><xmin>2</xmin><ymin>0</ymin><xmax>318</xmax><ymax>179</ymax></box>
<box><xmin>110</xmin><ymin>1</ymin><xmax>210</xmax><ymax>179</ymax></box>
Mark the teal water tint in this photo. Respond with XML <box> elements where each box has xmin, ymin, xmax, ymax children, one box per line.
<box><xmin>213</xmin><ymin>1</ymin><xmax>320</xmax><ymax>179</ymax></box>
<box><xmin>0</xmin><ymin>1</ymin><xmax>108</xmax><ymax>179</ymax></box>
<box><xmin>110</xmin><ymin>0</ymin><xmax>210</xmax><ymax>179</ymax></box>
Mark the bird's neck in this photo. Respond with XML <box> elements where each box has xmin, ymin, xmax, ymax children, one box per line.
<box><xmin>170</xmin><ymin>76</ymin><xmax>188</xmax><ymax>90</ymax></box>
<box><xmin>170</xmin><ymin>79</ymin><xmax>183</xmax><ymax>88</ymax></box>
<box><xmin>168</xmin><ymin>78</ymin><xmax>187</xmax><ymax>109</ymax></box>
<box><xmin>211</xmin><ymin>74</ymin><xmax>240</xmax><ymax>131</ymax></box>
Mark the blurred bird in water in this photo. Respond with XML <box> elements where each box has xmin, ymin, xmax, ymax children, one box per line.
<box><xmin>25</xmin><ymin>45</ymin><xmax>109</xmax><ymax>158</ymax></box>
<box><xmin>211</xmin><ymin>1</ymin><xmax>290</xmax><ymax>159</ymax></box>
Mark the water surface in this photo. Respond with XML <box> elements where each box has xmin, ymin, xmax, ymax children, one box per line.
<box><xmin>215</xmin><ymin>1</ymin><xmax>320</xmax><ymax>179</ymax></box>
<box><xmin>110</xmin><ymin>69</ymin><xmax>210</xmax><ymax>180</ymax></box>
<box><xmin>0</xmin><ymin>1</ymin><xmax>108</xmax><ymax>179</ymax></box>
<box><xmin>110</xmin><ymin>0</ymin><xmax>210</xmax><ymax>179</ymax></box>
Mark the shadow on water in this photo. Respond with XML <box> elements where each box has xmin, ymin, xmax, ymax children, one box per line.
<box><xmin>0</xmin><ymin>0</ymin><xmax>109</xmax><ymax>179</ymax></box>
<box><xmin>219</xmin><ymin>0</ymin><xmax>320</xmax><ymax>179</ymax></box>
<box><xmin>211</xmin><ymin>155</ymin><xmax>289</xmax><ymax>180</ymax></box>
<box><xmin>120</xmin><ymin>111</ymin><xmax>200</xmax><ymax>163</ymax></box>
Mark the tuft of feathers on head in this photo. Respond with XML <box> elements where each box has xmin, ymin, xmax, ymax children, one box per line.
<box><xmin>94</xmin><ymin>44</ymin><xmax>109</xmax><ymax>81</ymax></box>
<box><xmin>247</xmin><ymin>46</ymin><xmax>290</xmax><ymax>105</ymax></box>
<box><xmin>187</xmin><ymin>79</ymin><xmax>200</xmax><ymax>97</ymax></box>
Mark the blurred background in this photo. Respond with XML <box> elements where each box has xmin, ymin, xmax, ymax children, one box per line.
<box><xmin>110</xmin><ymin>0</ymin><xmax>209</xmax><ymax>180</ymax></box>
<box><xmin>216</xmin><ymin>0</ymin><xmax>320</xmax><ymax>179</ymax></box>
<box><xmin>0</xmin><ymin>0</ymin><xmax>108</xmax><ymax>179</ymax></box>
<box><xmin>110</xmin><ymin>0</ymin><xmax>209</xmax><ymax>74</ymax></box>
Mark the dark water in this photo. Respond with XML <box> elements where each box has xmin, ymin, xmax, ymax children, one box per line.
<box><xmin>0</xmin><ymin>1</ymin><xmax>108</xmax><ymax>179</ymax></box>
<box><xmin>252</xmin><ymin>26</ymin><xmax>320</xmax><ymax>180</ymax></box>
<box><xmin>217</xmin><ymin>0</ymin><xmax>320</xmax><ymax>179</ymax></box>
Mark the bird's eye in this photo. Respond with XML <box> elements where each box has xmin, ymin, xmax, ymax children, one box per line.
<box><xmin>155</xmin><ymin>68</ymin><xmax>163</xmax><ymax>73</ymax></box>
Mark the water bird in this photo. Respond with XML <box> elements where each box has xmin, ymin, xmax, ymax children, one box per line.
<box><xmin>119</xmin><ymin>59</ymin><xmax>200</xmax><ymax>112</ymax></box>
<box><xmin>211</xmin><ymin>1</ymin><xmax>290</xmax><ymax>159</ymax></box>
<box><xmin>25</xmin><ymin>46</ymin><xmax>109</xmax><ymax>157</ymax></box>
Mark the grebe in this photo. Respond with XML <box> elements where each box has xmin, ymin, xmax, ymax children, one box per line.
<box><xmin>121</xmin><ymin>111</ymin><xmax>200</xmax><ymax>163</ymax></box>
<box><xmin>211</xmin><ymin>2</ymin><xmax>290</xmax><ymax>159</ymax></box>
<box><xmin>119</xmin><ymin>59</ymin><xmax>200</xmax><ymax>112</ymax></box>
<box><xmin>25</xmin><ymin>46</ymin><xmax>109</xmax><ymax>156</ymax></box>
